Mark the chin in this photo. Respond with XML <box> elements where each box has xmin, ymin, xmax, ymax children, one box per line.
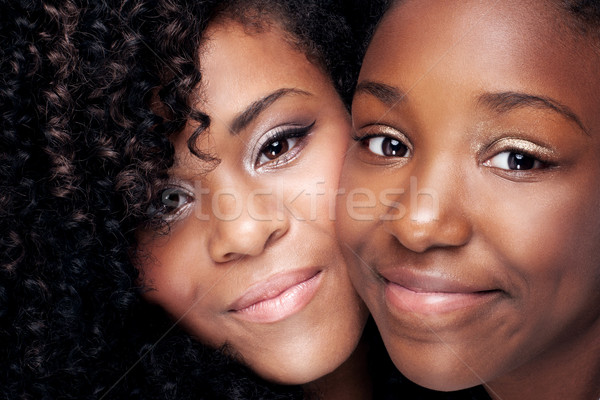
<box><xmin>247</xmin><ymin>336</ymin><xmax>354</xmax><ymax>385</ymax></box>
<box><xmin>253</xmin><ymin>359</ymin><xmax>333</xmax><ymax>386</ymax></box>
<box><xmin>404</xmin><ymin>371</ymin><xmax>482</xmax><ymax>392</ymax></box>
<box><xmin>387</xmin><ymin>343</ymin><xmax>489</xmax><ymax>392</ymax></box>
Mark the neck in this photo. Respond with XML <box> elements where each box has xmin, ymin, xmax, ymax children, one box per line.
<box><xmin>485</xmin><ymin>319</ymin><xmax>600</xmax><ymax>400</ymax></box>
<box><xmin>302</xmin><ymin>336</ymin><xmax>371</xmax><ymax>400</ymax></box>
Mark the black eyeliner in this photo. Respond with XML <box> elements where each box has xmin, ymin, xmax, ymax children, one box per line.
<box><xmin>259</xmin><ymin>120</ymin><xmax>316</xmax><ymax>152</ymax></box>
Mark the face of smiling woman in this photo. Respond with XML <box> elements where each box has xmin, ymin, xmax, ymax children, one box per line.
<box><xmin>136</xmin><ymin>20</ymin><xmax>368</xmax><ymax>385</ymax></box>
<box><xmin>338</xmin><ymin>0</ymin><xmax>600</xmax><ymax>397</ymax></box>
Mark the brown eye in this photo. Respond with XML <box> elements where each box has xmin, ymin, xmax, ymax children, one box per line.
<box><xmin>364</xmin><ymin>136</ymin><xmax>410</xmax><ymax>157</ymax></box>
<box><xmin>256</xmin><ymin>122</ymin><xmax>314</xmax><ymax>167</ymax></box>
<box><xmin>153</xmin><ymin>187</ymin><xmax>194</xmax><ymax>220</ymax></box>
<box><xmin>486</xmin><ymin>151</ymin><xmax>545</xmax><ymax>170</ymax></box>
<box><xmin>507</xmin><ymin>153</ymin><xmax>535</xmax><ymax>170</ymax></box>
<box><xmin>263</xmin><ymin>139</ymin><xmax>291</xmax><ymax>160</ymax></box>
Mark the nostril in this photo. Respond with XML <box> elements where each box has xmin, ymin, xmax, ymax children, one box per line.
<box><xmin>209</xmin><ymin>212</ymin><xmax>290</xmax><ymax>262</ymax></box>
<box><xmin>224</xmin><ymin>253</ymin><xmax>234</xmax><ymax>261</ymax></box>
<box><xmin>221</xmin><ymin>252</ymin><xmax>243</xmax><ymax>263</ymax></box>
<box><xmin>264</xmin><ymin>229</ymin><xmax>282</xmax><ymax>249</ymax></box>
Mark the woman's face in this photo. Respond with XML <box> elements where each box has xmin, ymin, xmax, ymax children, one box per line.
<box><xmin>137</xmin><ymin>20</ymin><xmax>367</xmax><ymax>384</ymax></box>
<box><xmin>337</xmin><ymin>0</ymin><xmax>600</xmax><ymax>393</ymax></box>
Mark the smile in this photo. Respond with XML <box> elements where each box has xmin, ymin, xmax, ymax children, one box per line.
<box><xmin>385</xmin><ymin>283</ymin><xmax>501</xmax><ymax>315</ymax></box>
<box><xmin>378</xmin><ymin>269</ymin><xmax>503</xmax><ymax>316</ymax></box>
<box><xmin>229</xmin><ymin>268</ymin><xmax>323</xmax><ymax>323</ymax></box>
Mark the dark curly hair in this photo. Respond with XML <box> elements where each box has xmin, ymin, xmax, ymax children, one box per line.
<box><xmin>0</xmin><ymin>0</ymin><xmax>386</xmax><ymax>399</ymax></box>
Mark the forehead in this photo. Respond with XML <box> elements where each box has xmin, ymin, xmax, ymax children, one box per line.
<box><xmin>361</xmin><ymin>0</ymin><xmax>600</xmax><ymax>134</ymax></box>
<box><xmin>195</xmin><ymin>20</ymin><xmax>317</xmax><ymax>118</ymax></box>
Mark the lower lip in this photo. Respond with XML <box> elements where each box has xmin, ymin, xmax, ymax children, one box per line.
<box><xmin>231</xmin><ymin>272</ymin><xmax>322</xmax><ymax>324</ymax></box>
<box><xmin>385</xmin><ymin>282</ymin><xmax>499</xmax><ymax>316</ymax></box>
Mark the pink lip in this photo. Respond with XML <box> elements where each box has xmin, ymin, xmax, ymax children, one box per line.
<box><xmin>380</xmin><ymin>269</ymin><xmax>501</xmax><ymax>315</ymax></box>
<box><xmin>229</xmin><ymin>267</ymin><xmax>322</xmax><ymax>323</ymax></box>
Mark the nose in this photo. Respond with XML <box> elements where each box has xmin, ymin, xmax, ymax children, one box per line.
<box><xmin>383</xmin><ymin>167</ymin><xmax>472</xmax><ymax>253</ymax></box>
<box><xmin>207</xmin><ymin>182</ymin><xmax>289</xmax><ymax>263</ymax></box>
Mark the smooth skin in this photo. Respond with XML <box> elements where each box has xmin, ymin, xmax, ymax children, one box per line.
<box><xmin>337</xmin><ymin>0</ymin><xmax>600</xmax><ymax>399</ymax></box>
<box><xmin>137</xmin><ymin>19</ymin><xmax>369</xmax><ymax>398</ymax></box>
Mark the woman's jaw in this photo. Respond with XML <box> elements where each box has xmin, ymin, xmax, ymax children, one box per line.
<box><xmin>137</xmin><ymin>19</ymin><xmax>368</xmax><ymax>385</ymax></box>
<box><xmin>338</xmin><ymin>0</ymin><xmax>600</xmax><ymax>396</ymax></box>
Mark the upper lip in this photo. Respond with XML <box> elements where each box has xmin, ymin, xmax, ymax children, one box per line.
<box><xmin>378</xmin><ymin>268</ymin><xmax>497</xmax><ymax>294</ymax></box>
<box><xmin>228</xmin><ymin>267</ymin><xmax>322</xmax><ymax>312</ymax></box>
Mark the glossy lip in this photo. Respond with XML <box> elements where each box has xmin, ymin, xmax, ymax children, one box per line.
<box><xmin>379</xmin><ymin>268</ymin><xmax>502</xmax><ymax>316</ymax></box>
<box><xmin>228</xmin><ymin>267</ymin><xmax>323</xmax><ymax>324</ymax></box>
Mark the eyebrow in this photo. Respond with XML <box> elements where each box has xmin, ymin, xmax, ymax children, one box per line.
<box><xmin>478</xmin><ymin>91</ymin><xmax>589</xmax><ymax>135</ymax></box>
<box><xmin>356</xmin><ymin>82</ymin><xmax>589</xmax><ymax>136</ymax></box>
<box><xmin>354</xmin><ymin>81</ymin><xmax>407</xmax><ymax>107</ymax></box>
<box><xmin>229</xmin><ymin>88</ymin><xmax>311</xmax><ymax>134</ymax></box>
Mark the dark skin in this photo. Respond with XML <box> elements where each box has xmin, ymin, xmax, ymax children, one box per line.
<box><xmin>337</xmin><ymin>0</ymin><xmax>600</xmax><ymax>399</ymax></box>
<box><xmin>138</xmin><ymin>20</ymin><xmax>371</xmax><ymax>399</ymax></box>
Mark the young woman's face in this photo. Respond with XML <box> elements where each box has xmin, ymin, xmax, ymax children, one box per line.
<box><xmin>338</xmin><ymin>0</ymin><xmax>600</xmax><ymax>393</ymax></box>
<box><xmin>137</xmin><ymin>20</ymin><xmax>368</xmax><ymax>384</ymax></box>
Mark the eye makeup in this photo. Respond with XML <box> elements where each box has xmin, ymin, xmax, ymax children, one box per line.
<box><xmin>351</xmin><ymin>124</ymin><xmax>413</xmax><ymax>165</ymax></box>
<box><xmin>254</xmin><ymin>120</ymin><xmax>316</xmax><ymax>169</ymax></box>
<box><xmin>481</xmin><ymin>137</ymin><xmax>558</xmax><ymax>167</ymax></box>
<box><xmin>148</xmin><ymin>179</ymin><xmax>197</xmax><ymax>224</ymax></box>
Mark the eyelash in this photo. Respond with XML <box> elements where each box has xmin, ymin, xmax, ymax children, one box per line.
<box><xmin>150</xmin><ymin>185</ymin><xmax>195</xmax><ymax>222</ymax></box>
<box><xmin>353</xmin><ymin>128</ymin><xmax>556</xmax><ymax>175</ymax></box>
<box><xmin>256</xmin><ymin>121</ymin><xmax>315</xmax><ymax>167</ymax></box>
<box><xmin>352</xmin><ymin>125</ymin><xmax>412</xmax><ymax>161</ymax></box>
<box><xmin>483</xmin><ymin>149</ymin><xmax>552</xmax><ymax>171</ymax></box>
<box><xmin>356</xmin><ymin>134</ymin><xmax>411</xmax><ymax>158</ymax></box>
<box><xmin>481</xmin><ymin>136</ymin><xmax>558</xmax><ymax>174</ymax></box>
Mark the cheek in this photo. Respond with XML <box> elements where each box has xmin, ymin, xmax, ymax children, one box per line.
<box><xmin>336</xmin><ymin>157</ymin><xmax>389</xmax><ymax>299</ymax></box>
<box><xmin>482</xmin><ymin>180</ymin><xmax>600</xmax><ymax>319</ymax></box>
<box><xmin>316</xmin><ymin>123</ymin><xmax>349</xmax><ymax>181</ymax></box>
<box><xmin>492</xmin><ymin>183</ymin><xmax>599</xmax><ymax>265</ymax></box>
<box><xmin>138</xmin><ymin>240</ymin><xmax>233</xmax><ymax>348</ymax></box>
<box><xmin>337</xmin><ymin>155</ymin><xmax>396</xmax><ymax>244</ymax></box>
<box><xmin>286</xmin><ymin>129</ymin><xmax>349</xmax><ymax>222</ymax></box>
<box><xmin>136</xmin><ymin>226</ymin><xmax>219</xmax><ymax>325</ymax></box>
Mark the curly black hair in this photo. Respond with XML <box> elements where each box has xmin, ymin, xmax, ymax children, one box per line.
<box><xmin>0</xmin><ymin>0</ymin><xmax>386</xmax><ymax>399</ymax></box>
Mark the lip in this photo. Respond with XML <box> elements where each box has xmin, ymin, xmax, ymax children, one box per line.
<box><xmin>228</xmin><ymin>267</ymin><xmax>323</xmax><ymax>323</ymax></box>
<box><xmin>379</xmin><ymin>268</ymin><xmax>502</xmax><ymax>316</ymax></box>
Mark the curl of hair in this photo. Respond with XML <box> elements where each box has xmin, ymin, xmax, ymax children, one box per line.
<box><xmin>0</xmin><ymin>0</ymin><xmax>383</xmax><ymax>398</ymax></box>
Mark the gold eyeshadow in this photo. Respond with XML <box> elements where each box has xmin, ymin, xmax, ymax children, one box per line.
<box><xmin>486</xmin><ymin>137</ymin><xmax>557</xmax><ymax>162</ymax></box>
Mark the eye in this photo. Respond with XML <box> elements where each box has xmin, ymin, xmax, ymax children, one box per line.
<box><xmin>258</xmin><ymin>137</ymin><xmax>299</xmax><ymax>163</ymax></box>
<box><xmin>485</xmin><ymin>151</ymin><xmax>545</xmax><ymax>170</ymax></box>
<box><xmin>256</xmin><ymin>122</ymin><xmax>314</xmax><ymax>167</ymax></box>
<box><xmin>363</xmin><ymin>136</ymin><xmax>410</xmax><ymax>157</ymax></box>
<box><xmin>152</xmin><ymin>187</ymin><xmax>194</xmax><ymax>220</ymax></box>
